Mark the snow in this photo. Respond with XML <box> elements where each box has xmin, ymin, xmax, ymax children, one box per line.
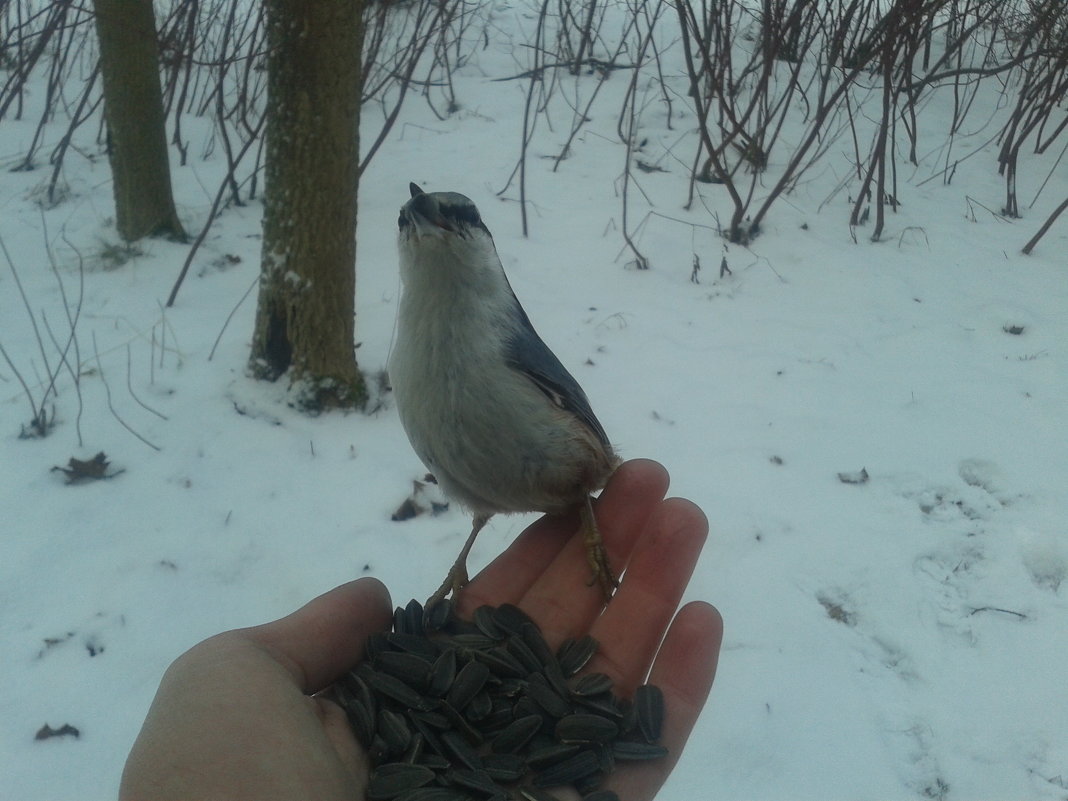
<box><xmin>2</xmin><ymin>3</ymin><xmax>1068</xmax><ymax>799</ymax></box>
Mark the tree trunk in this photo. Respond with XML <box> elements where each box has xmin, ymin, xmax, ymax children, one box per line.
<box><xmin>249</xmin><ymin>0</ymin><xmax>367</xmax><ymax>412</ymax></box>
<box><xmin>92</xmin><ymin>0</ymin><xmax>185</xmax><ymax>242</ymax></box>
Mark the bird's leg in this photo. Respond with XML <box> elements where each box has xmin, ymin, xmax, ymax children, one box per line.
<box><xmin>426</xmin><ymin>514</ymin><xmax>491</xmax><ymax>607</ymax></box>
<box><xmin>581</xmin><ymin>496</ymin><xmax>618</xmax><ymax>601</ymax></box>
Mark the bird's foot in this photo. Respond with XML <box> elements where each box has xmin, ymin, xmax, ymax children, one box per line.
<box><xmin>581</xmin><ymin>497</ymin><xmax>619</xmax><ymax>601</ymax></box>
<box><xmin>426</xmin><ymin>560</ymin><xmax>470</xmax><ymax>609</ymax></box>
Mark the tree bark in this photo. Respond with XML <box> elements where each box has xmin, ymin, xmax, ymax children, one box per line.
<box><xmin>249</xmin><ymin>0</ymin><xmax>367</xmax><ymax>411</ymax></box>
<box><xmin>92</xmin><ymin>0</ymin><xmax>185</xmax><ymax>242</ymax></box>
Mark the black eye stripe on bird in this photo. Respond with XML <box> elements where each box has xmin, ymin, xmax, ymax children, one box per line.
<box><xmin>390</xmin><ymin>184</ymin><xmax>620</xmax><ymax>606</ymax></box>
<box><xmin>401</xmin><ymin>186</ymin><xmax>486</xmax><ymax>238</ymax></box>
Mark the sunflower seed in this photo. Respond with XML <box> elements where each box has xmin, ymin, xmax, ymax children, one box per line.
<box><xmin>573</xmin><ymin>770</ymin><xmax>604</xmax><ymax>796</ymax></box>
<box><xmin>582</xmin><ymin>791</ymin><xmax>621</xmax><ymax>801</ymax></box>
<box><xmin>409</xmin><ymin>709</ymin><xmax>450</xmax><ymax>730</ymax></box>
<box><xmin>395</xmin><ymin>788</ymin><xmax>468</xmax><ymax>801</ymax></box>
<box><xmin>343</xmin><ymin>695</ymin><xmax>375</xmax><ymax>747</ymax></box>
<box><xmin>366</xmin><ymin>632</ymin><xmax>391</xmax><ymax>661</ymax></box>
<box><xmin>438</xmin><ymin>701</ymin><xmax>484</xmax><ymax>746</ymax></box>
<box><xmin>445</xmin><ymin>618</ymin><xmax>483</xmax><ymax>636</ymax></box>
<box><xmin>368</xmin><ymin>733</ymin><xmax>390</xmax><ymax>764</ymax></box>
<box><xmin>387</xmin><ymin>632</ymin><xmax>440</xmax><ymax>661</ymax></box>
<box><xmin>472</xmin><ymin>647</ymin><xmax>526</xmax><ymax>678</ymax></box>
<box><xmin>520</xmin><ymin>622</ymin><xmax>555</xmax><ymax>669</ymax></box>
<box><xmin>592</xmin><ymin>742</ymin><xmax>615</xmax><ymax>774</ymax></box>
<box><xmin>533</xmin><ymin>749</ymin><xmax>600</xmax><ymax>787</ymax></box>
<box><xmin>478</xmin><ymin>700</ymin><xmax>515</xmax><ymax>733</ymax></box>
<box><xmin>491</xmin><ymin>714</ymin><xmax>542</xmax><ymax>754</ymax></box>
<box><xmin>556</xmin><ymin>636</ymin><xmax>598</xmax><ymax>677</ymax></box>
<box><xmin>555</xmin><ymin>714</ymin><xmax>619</xmax><ymax>744</ymax></box>
<box><xmin>512</xmin><ymin>696</ymin><xmax>543</xmax><ymax>722</ymax></box>
<box><xmin>375</xmin><ymin>762</ymin><xmax>433</xmax><ymax>777</ymax></box>
<box><xmin>465</xmin><ymin>689</ymin><xmax>493</xmax><ymax>722</ymax></box>
<box><xmin>518</xmin><ymin>787</ymin><xmax>563</xmax><ymax>801</ymax></box>
<box><xmin>363</xmin><ymin>669</ymin><xmax>436</xmax><ymax>711</ymax></box>
<box><xmin>449</xmin><ymin>633</ymin><xmax>500</xmax><ymax>652</ymax></box>
<box><xmin>495</xmin><ymin>677</ymin><xmax>525</xmax><ymax>698</ymax></box>
<box><xmin>378</xmin><ymin>708</ymin><xmax>412</xmax><ymax>755</ymax></box>
<box><xmin>403</xmin><ymin>731</ymin><xmax>425</xmax><ymax>764</ymax></box>
<box><xmin>439</xmin><ymin>728</ymin><xmax>483</xmax><ymax>770</ymax></box>
<box><xmin>571</xmin><ymin>673</ymin><xmax>613</xmax><ymax>698</ymax></box>
<box><xmin>506</xmin><ymin>635</ymin><xmax>542</xmax><ymax>674</ymax></box>
<box><xmin>572</xmin><ymin>693</ymin><xmax>622</xmax><ymax>719</ymax></box>
<box><xmin>367</xmin><ymin>763</ymin><xmax>435</xmax><ymax>800</ymax></box>
<box><xmin>473</xmin><ymin>605</ymin><xmax>504</xmax><ymax>639</ymax></box>
<box><xmin>525</xmin><ymin>743</ymin><xmax>581</xmax><ymax>770</ymax></box>
<box><xmin>376</xmin><ymin>651</ymin><xmax>432</xmax><ymax>690</ymax></box>
<box><xmin>447</xmin><ymin>660</ymin><xmax>491</xmax><ymax>711</ymax></box>
<box><xmin>407</xmin><ymin>714</ymin><xmax>444</xmax><ymax>758</ymax></box>
<box><xmin>416</xmin><ymin>753</ymin><xmax>451</xmax><ymax>771</ymax></box>
<box><xmin>423</xmin><ymin>599</ymin><xmax>453</xmax><ymax>631</ymax></box>
<box><xmin>492</xmin><ymin>603</ymin><xmax>536</xmax><ymax>636</ymax></box>
<box><xmin>427</xmin><ymin>648</ymin><xmax>457</xmax><ymax>698</ymax></box>
<box><xmin>611</xmin><ymin>741</ymin><xmax>669</xmax><ymax>761</ymax></box>
<box><xmin>527</xmin><ymin>678</ymin><xmax>572</xmax><ymax>719</ymax></box>
<box><xmin>542</xmin><ymin>659</ymin><xmax>571</xmax><ymax>699</ymax></box>
<box><xmin>393</xmin><ymin>606</ymin><xmax>412</xmax><ymax>636</ymax></box>
<box><xmin>635</xmin><ymin>684</ymin><xmax>664</xmax><ymax>743</ymax></box>
<box><xmin>404</xmin><ymin>598</ymin><xmax>425</xmax><ymax>634</ymax></box>
<box><xmin>481</xmin><ymin>753</ymin><xmax>527</xmax><ymax>783</ymax></box>
<box><xmin>446</xmin><ymin>767</ymin><xmax>501</xmax><ymax>796</ymax></box>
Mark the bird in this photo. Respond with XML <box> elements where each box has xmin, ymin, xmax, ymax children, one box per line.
<box><xmin>389</xmin><ymin>183</ymin><xmax>620</xmax><ymax>607</ymax></box>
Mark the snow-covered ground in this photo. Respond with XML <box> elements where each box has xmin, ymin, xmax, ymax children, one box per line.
<box><xmin>2</xmin><ymin>3</ymin><xmax>1067</xmax><ymax>799</ymax></box>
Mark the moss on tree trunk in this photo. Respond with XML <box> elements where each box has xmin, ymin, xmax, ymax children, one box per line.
<box><xmin>249</xmin><ymin>0</ymin><xmax>367</xmax><ymax>412</ymax></box>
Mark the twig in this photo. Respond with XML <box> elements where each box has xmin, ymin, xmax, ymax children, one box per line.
<box><xmin>92</xmin><ymin>331</ymin><xmax>161</xmax><ymax>451</ymax></box>
<box><xmin>491</xmin><ymin>59</ymin><xmax>637</xmax><ymax>82</ymax></box>
<box><xmin>968</xmin><ymin>606</ymin><xmax>1028</xmax><ymax>620</ymax></box>
<box><xmin>166</xmin><ymin>115</ymin><xmax>263</xmax><ymax>308</ymax></box>
<box><xmin>209</xmin><ymin>275</ymin><xmax>258</xmax><ymax>361</ymax></box>
<box><xmin>126</xmin><ymin>344</ymin><xmax>168</xmax><ymax>420</ymax></box>
<box><xmin>1022</xmin><ymin>195</ymin><xmax>1068</xmax><ymax>255</ymax></box>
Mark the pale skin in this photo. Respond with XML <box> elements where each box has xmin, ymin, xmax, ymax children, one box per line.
<box><xmin>119</xmin><ymin>459</ymin><xmax>724</xmax><ymax>801</ymax></box>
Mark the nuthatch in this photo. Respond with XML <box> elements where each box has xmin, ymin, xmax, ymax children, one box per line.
<box><xmin>389</xmin><ymin>183</ymin><xmax>620</xmax><ymax>605</ymax></box>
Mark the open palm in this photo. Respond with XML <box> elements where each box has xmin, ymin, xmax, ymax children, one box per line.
<box><xmin>119</xmin><ymin>459</ymin><xmax>722</xmax><ymax>801</ymax></box>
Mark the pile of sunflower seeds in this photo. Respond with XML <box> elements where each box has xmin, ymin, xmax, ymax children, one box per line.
<box><xmin>333</xmin><ymin>599</ymin><xmax>667</xmax><ymax>801</ymax></box>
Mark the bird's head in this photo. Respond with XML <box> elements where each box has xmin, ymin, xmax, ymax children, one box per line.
<box><xmin>399</xmin><ymin>182</ymin><xmax>490</xmax><ymax>239</ymax></box>
<box><xmin>398</xmin><ymin>183</ymin><xmax>502</xmax><ymax>289</ymax></box>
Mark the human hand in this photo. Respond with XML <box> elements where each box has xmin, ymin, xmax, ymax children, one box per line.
<box><xmin>119</xmin><ymin>459</ymin><xmax>722</xmax><ymax>801</ymax></box>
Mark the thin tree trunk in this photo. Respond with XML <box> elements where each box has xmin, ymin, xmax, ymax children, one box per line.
<box><xmin>92</xmin><ymin>0</ymin><xmax>185</xmax><ymax>242</ymax></box>
<box><xmin>1022</xmin><ymin>195</ymin><xmax>1068</xmax><ymax>255</ymax></box>
<box><xmin>249</xmin><ymin>0</ymin><xmax>367</xmax><ymax>411</ymax></box>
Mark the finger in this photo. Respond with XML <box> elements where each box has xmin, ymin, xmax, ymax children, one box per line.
<box><xmin>518</xmin><ymin>460</ymin><xmax>672</xmax><ymax>647</ymax></box>
<box><xmin>244</xmin><ymin>577</ymin><xmax>393</xmax><ymax>693</ymax></box>
<box><xmin>605</xmin><ymin>601</ymin><xmax>723</xmax><ymax>801</ymax></box>
<box><xmin>585</xmin><ymin>498</ymin><xmax>708</xmax><ymax>692</ymax></box>
<box><xmin>454</xmin><ymin>510</ymin><xmax>578</xmax><ymax>618</ymax></box>
<box><xmin>459</xmin><ymin>459</ymin><xmax>670</xmax><ymax>624</ymax></box>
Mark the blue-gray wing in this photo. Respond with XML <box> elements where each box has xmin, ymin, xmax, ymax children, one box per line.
<box><xmin>504</xmin><ymin>303</ymin><xmax>612</xmax><ymax>450</ymax></box>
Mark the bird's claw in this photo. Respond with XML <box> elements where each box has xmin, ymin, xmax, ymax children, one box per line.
<box><xmin>427</xmin><ymin>562</ymin><xmax>469</xmax><ymax>608</ymax></box>
<box><xmin>585</xmin><ymin>541</ymin><xmax>619</xmax><ymax>600</ymax></box>
<box><xmin>581</xmin><ymin>497</ymin><xmax>618</xmax><ymax>602</ymax></box>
